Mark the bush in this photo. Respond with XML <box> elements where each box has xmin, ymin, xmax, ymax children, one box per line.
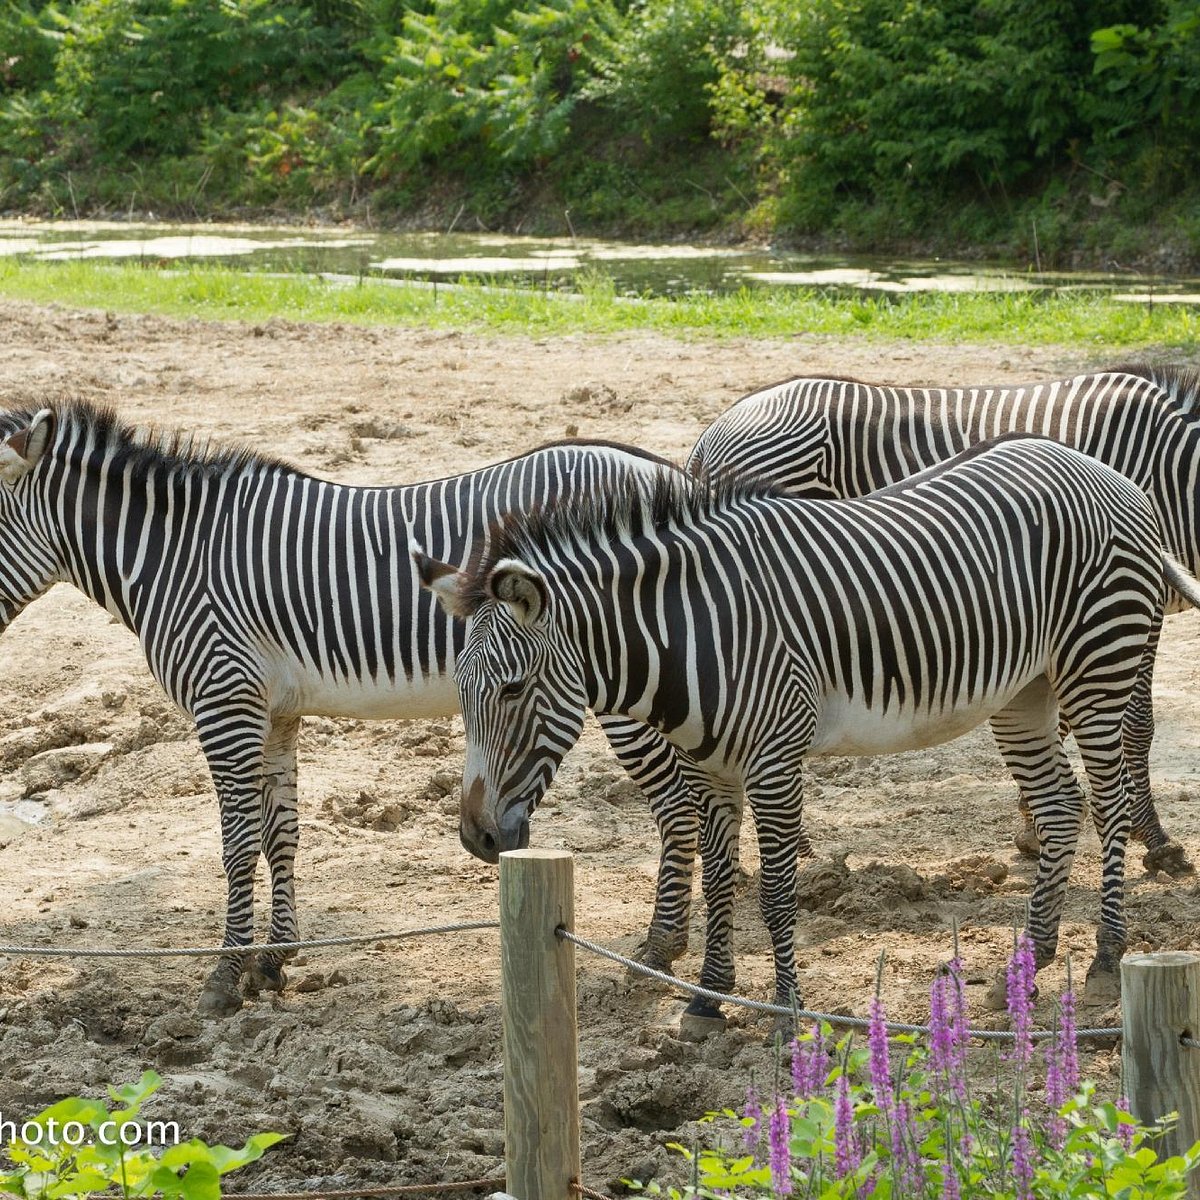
<box><xmin>365</xmin><ymin>0</ymin><xmax>618</xmax><ymax>175</ymax></box>
<box><xmin>29</xmin><ymin>0</ymin><xmax>343</xmax><ymax>159</ymax></box>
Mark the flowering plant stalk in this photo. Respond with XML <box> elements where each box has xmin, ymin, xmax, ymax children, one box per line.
<box><xmin>631</xmin><ymin>942</ymin><xmax>1200</xmax><ymax>1199</ymax></box>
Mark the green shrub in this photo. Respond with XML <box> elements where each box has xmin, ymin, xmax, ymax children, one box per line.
<box><xmin>365</xmin><ymin>0</ymin><xmax>618</xmax><ymax>175</ymax></box>
<box><xmin>0</xmin><ymin>1071</ymin><xmax>285</xmax><ymax>1200</ymax></box>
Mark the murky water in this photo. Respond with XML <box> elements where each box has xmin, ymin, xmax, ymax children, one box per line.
<box><xmin>2</xmin><ymin>218</ymin><xmax>1197</xmax><ymax>302</ymax></box>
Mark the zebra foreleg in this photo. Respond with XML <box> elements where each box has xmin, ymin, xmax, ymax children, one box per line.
<box><xmin>246</xmin><ymin>716</ymin><xmax>301</xmax><ymax>997</ymax></box>
<box><xmin>1073</xmin><ymin>719</ymin><xmax>1133</xmax><ymax>1002</ymax></box>
<box><xmin>681</xmin><ymin>780</ymin><xmax>743</xmax><ymax>1033</ymax></box>
<box><xmin>596</xmin><ymin>717</ymin><xmax>697</xmax><ymax>969</ymax></box>
<box><xmin>747</xmin><ymin>772</ymin><xmax>806</xmax><ymax>1033</ymax></box>
<box><xmin>990</xmin><ymin>681</ymin><xmax>1086</xmax><ymax>1005</ymax></box>
<box><xmin>194</xmin><ymin>702</ymin><xmax>270</xmax><ymax>1018</ymax></box>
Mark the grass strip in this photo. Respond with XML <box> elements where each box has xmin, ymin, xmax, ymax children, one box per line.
<box><xmin>0</xmin><ymin>258</ymin><xmax>1196</xmax><ymax>347</ymax></box>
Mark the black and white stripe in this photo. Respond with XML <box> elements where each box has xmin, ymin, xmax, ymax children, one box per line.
<box><xmin>0</xmin><ymin>401</ymin><xmax>674</xmax><ymax>1014</ymax></box>
<box><xmin>685</xmin><ymin>366</ymin><xmax>1200</xmax><ymax>874</ymax></box>
<box><xmin>421</xmin><ymin>436</ymin><xmax>1190</xmax><ymax>1012</ymax></box>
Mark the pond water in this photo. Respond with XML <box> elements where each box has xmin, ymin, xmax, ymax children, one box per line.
<box><xmin>2</xmin><ymin>217</ymin><xmax>1197</xmax><ymax>303</ymax></box>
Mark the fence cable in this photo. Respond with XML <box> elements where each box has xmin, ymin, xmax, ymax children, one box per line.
<box><xmin>0</xmin><ymin>920</ymin><xmax>500</xmax><ymax>959</ymax></box>
<box><xmin>227</xmin><ymin>1179</ymin><xmax>507</xmax><ymax>1199</ymax></box>
<box><xmin>570</xmin><ymin>1182</ymin><xmax>618</xmax><ymax>1200</ymax></box>
<box><xmin>557</xmin><ymin>928</ymin><xmax>1125</xmax><ymax>1044</ymax></box>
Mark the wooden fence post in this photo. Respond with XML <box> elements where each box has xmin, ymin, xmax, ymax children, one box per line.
<box><xmin>1121</xmin><ymin>951</ymin><xmax>1200</xmax><ymax>1196</ymax></box>
<box><xmin>499</xmin><ymin>849</ymin><xmax>581</xmax><ymax>1200</ymax></box>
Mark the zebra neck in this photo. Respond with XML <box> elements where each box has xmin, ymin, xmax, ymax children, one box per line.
<box><xmin>550</xmin><ymin>535</ymin><xmax>713</xmax><ymax>753</ymax></box>
<box><xmin>46</xmin><ymin>446</ymin><xmax>229</xmax><ymax>637</ymax></box>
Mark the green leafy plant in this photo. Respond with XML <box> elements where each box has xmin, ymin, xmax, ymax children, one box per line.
<box><xmin>631</xmin><ymin>940</ymin><xmax>1200</xmax><ymax>1198</ymax></box>
<box><xmin>0</xmin><ymin>1071</ymin><xmax>286</xmax><ymax>1200</ymax></box>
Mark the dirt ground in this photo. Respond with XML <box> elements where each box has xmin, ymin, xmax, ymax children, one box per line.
<box><xmin>0</xmin><ymin>299</ymin><xmax>1197</xmax><ymax>1195</ymax></box>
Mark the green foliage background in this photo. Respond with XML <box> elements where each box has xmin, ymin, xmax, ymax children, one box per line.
<box><xmin>2</xmin><ymin>0</ymin><xmax>1198</xmax><ymax>265</ymax></box>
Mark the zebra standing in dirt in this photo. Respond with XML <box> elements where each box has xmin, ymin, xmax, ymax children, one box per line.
<box><xmin>420</xmin><ymin>436</ymin><xmax>1199</xmax><ymax>1019</ymax></box>
<box><xmin>0</xmin><ymin>401</ymin><xmax>686</xmax><ymax>1016</ymax></box>
<box><xmin>686</xmin><ymin>365</ymin><xmax>1200</xmax><ymax>873</ymax></box>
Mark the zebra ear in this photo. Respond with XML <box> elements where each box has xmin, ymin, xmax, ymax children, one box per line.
<box><xmin>489</xmin><ymin>559</ymin><xmax>547</xmax><ymax>626</ymax></box>
<box><xmin>412</xmin><ymin>543</ymin><xmax>471</xmax><ymax>621</ymax></box>
<box><xmin>0</xmin><ymin>409</ymin><xmax>54</xmax><ymax>485</ymax></box>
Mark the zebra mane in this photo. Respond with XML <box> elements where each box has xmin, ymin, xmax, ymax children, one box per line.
<box><xmin>0</xmin><ymin>396</ymin><xmax>296</xmax><ymax>478</ymax></box>
<box><xmin>459</xmin><ymin>467</ymin><xmax>785</xmax><ymax>613</ymax></box>
<box><xmin>1106</xmin><ymin>362</ymin><xmax>1200</xmax><ymax>418</ymax></box>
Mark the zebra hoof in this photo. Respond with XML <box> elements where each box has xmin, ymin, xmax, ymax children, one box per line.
<box><xmin>678</xmin><ymin>1002</ymin><xmax>726</xmax><ymax>1041</ymax></box>
<box><xmin>981</xmin><ymin>968</ymin><xmax>1039</xmax><ymax>1012</ymax></box>
<box><xmin>632</xmin><ymin>928</ymin><xmax>688</xmax><ymax>974</ymax></box>
<box><xmin>1083</xmin><ymin>963</ymin><xmax>1121</xmax><ymax>1005</ymax></box>
<box><xmin>196</xmin><ymin>984</ymin><xmax>244</xmax><ymax>1018</ymax></box>
<box><xmin>246</xmin><ymin>960</ymin><xmax>288</xmax><ymax>996</ymax></box>
<box><xmin>1013</xmin><ymin>823</ymin><xmax>1040</xmax><ymax>858</ymax></box>
<box><xmin>1142</xmin><ymin>841</ymin><xmax>1195</xmax><ymax>878</ymax></box>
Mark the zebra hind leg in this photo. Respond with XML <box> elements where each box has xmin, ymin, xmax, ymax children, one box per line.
<box><xmin>246</xmin><ymin>716</ymin><xmax>301</xmax><ymax>997</ymax></box>
<box><xmin>1123</xmin><ymin>615</ymin><xmax>1192</xmax><ymax>876</ymax></box>
<box><xmin>194</xmin><ymin>701</ymin><xmax>269</xmax><ymax>1018</ymax></box>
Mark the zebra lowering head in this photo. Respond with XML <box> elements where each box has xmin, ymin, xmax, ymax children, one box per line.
<box><xmin>414</xmin><ymin>546</ymin><xmax>588</xmax><ymax>861</ymax></box>
<box><xmin>421</xmin><ymin>440</ymin><xmax>1181</xmax><ymax>1029</ymax></box>
<box><xmin>0</xmin><ymin>409</ymin><xmax>63</xmax><ymax>626</ymax></box>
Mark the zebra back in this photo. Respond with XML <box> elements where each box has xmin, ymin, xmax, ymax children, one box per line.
<box><xmin>687</xmin><ymin>368</ymin><xmax>1200</xmax><ymax>578</ymax></box>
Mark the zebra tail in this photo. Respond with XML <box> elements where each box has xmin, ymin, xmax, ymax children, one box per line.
<box><xmin>1163</xmin><ymin>552</ymin><xmax>1200</xmax><ymax>610</ymax></box>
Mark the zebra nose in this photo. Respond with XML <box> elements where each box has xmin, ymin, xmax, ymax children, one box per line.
<box><xmin>498</xmin><ymin>807</ymin><xmax>531</xmax><ymax>852</ymax></box>
<box><xmin>459</xmin><ymin>818</ymin><xmax>501</xmax><ymax>863</ymax></box>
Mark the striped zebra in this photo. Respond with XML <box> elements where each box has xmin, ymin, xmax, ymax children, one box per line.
<box><xmin>684</xmin><ymin>364</ymin><xmax>1200</xmax><ymax>877</ymax></box>
<box><xmin>0</xmin><ymin>400</ymin><xmax>682</xmax><ymax>1016</ymax></box>
<box><xmin>418</xmin><ymin>435</ymin><xmax>1198</xmax><ymax>1017</ymax></box>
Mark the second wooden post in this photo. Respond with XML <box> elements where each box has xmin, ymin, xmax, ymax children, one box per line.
<box><xmin>1121</xmin><ymin>950</ymin><xmax>1200</xmax><ymax>1198</ymax></box>
<box><xmin>499</xmin><ymin>848</ymin><xmax>581</xmax><ymax>1200</ymax></box>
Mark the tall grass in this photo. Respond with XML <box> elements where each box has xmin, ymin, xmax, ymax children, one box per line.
<box><xmin>0</xmin><ymin>259</ymin><xmax>1196</xmax><ymax>348</ymax></box>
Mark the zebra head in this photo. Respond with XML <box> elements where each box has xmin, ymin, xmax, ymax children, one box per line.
<box><xmin>415</xmin><ymin>546</ymin><xmax>588</xmax><ymax>864</ymax></box>
<box><xmin>0</xmin><ymin>409</ymin><xmax>62</xmax><ymax>628</ymax></box>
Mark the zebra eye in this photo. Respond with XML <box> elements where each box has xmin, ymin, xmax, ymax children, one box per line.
<box><xmin>498</xmin><ymin>679</ymin><xmax>525</xmax><ymax>701</ymax></box>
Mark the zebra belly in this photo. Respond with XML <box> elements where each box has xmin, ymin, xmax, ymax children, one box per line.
<box><xmin>278</xmin><ymin>669</ymin><xmax>461</xmax><ymax>721</ymax></box>
<box><xmin>808</xmin><ymin>678</ymin><xmax>1038</xmax><ymax>756</ymax></box>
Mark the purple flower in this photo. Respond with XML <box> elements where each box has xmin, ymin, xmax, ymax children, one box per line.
<box><xmin>867</xmin><ymin>994</ymin><xmax>895</xmax><ymax>1117</ymax></box>
<box><xmin>768</xmin><ymin>1095</ymin><xmax>792</xmax><ymax>1194</ymax></box>
<box><xmin>1043</xmin><ymin>1035</ymin><xmax>1068</xmax><ymax>1150</ymax></box>
<box><xmin>930</xmin><ymin>966</ymin><xmax>967</xmax><ymax>1101</ymax></box>
<box><xmin>1006</xmin><ymin>933</ymin><xmax>1037</xmax><ymax>1070</ymax></box>
<box><xmin>834</xmin><ymin>1071</ymin><xmax>860</xmax><ymax>1179</ymax></box>
<box><xmin>1116</xmin><ymin>1095</ymin><xmax>1136</xmax><ymax>1151</ymax></box>
<box><xmin>1012</xmin><ymin>1120</ymin><xmax>1034</xmax><ymax>1200</ymax></box>
<box><xmin>791</xmin><ymin>1024</ymin><xmax>826</xmax><ymax>1099</ymax></box>
<box><xmin>890</xmin><ymin>1097</ymin><xmax>923</xmax><ymax>1192</ymax></box>
<box><xmin>742</xmin><ymin>1082</ymin><xmax>762</xmax><ymax>1152</ymax></box>
<box><xmin>941</xmin><ymin>1154</ymin><xmax>962</xmax><ymax>1200</ymax></box>
<box><xmin>1058</xmin><ymin>987</ymin><xmax>1079</xmax><ymax>1095</ymax></box>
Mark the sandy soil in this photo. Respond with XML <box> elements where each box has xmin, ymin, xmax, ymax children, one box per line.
<box><xmin>0</xmin><ymin>300</ymin><xmax>1197</xmax><ymax>1195</ymax></box>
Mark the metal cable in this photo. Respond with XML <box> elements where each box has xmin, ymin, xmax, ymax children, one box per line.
<box><xmin>569</xmin><ymin>1183</ymin><xmax>617</xmax><ymax>1200</ymax></box>
<box><xmin>558</xmin><ymin>928</ymin><xmax>1124</xmax><ymax>1043</ymax></box>
<box><xmin>228</xmin><ymin>1179</ymin><xmax>507</xmax><ymax>1199</ymax></box>
<box><xmin>0</xmin><ymin>920</ymin><xmax>499</xmax><ymax>959</ymax></box>
<box><xmin>1183</xmin><ymin>1035</ymin><xmax>1200</xmax><ymax>1049</ymax></box>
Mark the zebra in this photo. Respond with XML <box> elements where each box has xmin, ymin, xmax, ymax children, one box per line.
<box><xmin>0</xmin><ymin>399</ymin><xmax>688</xmax><ymax>1017</ymax></box>
<box><xmin>682</xmin><ymin>365</ymin><xmax>1200</xmax><ymax>878</ymax></box>
<box><xmin>605</xmin><ymin>364</ymin><xmax>1200</xmax><ymax>969</ymax></box>
<box><xmin>417</xmin><ymin>435</ymin><xmax>1199</xmax><ymax>1020</ymax></box>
